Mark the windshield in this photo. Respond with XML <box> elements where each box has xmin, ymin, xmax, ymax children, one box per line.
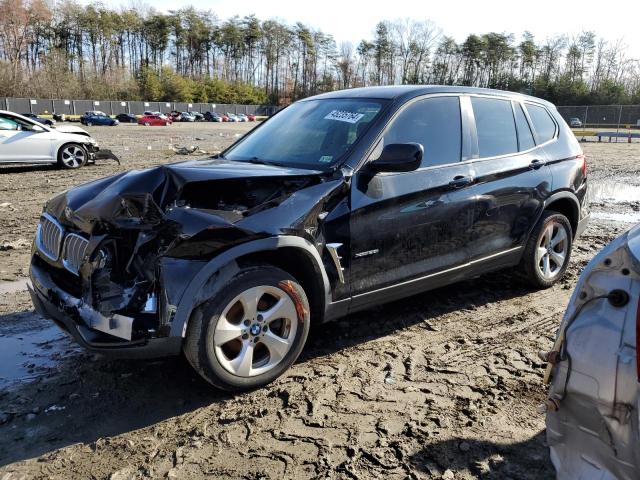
<box><xmin>224</xmin><ymin>98</ymin><xmax>386</xmax><ymax>169</ymax></box>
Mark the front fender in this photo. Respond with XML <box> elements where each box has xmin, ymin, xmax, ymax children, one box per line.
<box><xmin>168</xmin><ymin>235</ymin><xmax>331</xmax><ymax>338</ymax></box>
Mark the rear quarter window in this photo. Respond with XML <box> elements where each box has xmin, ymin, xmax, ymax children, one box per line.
<box><xmin>526</xmin><ymin>104</ymin><xmax>557</xmax><ymax>143</ymax></box>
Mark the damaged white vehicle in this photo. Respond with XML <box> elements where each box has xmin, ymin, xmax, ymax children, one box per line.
<box><xmin>0</xmin><ymin>110</ymin><xmax>100</xmax><ymax>169</ymax></box>
<box><xmin>542</xmin><ymin>224</ymin><xmax>640</xmax><ymax>479</ymax></box>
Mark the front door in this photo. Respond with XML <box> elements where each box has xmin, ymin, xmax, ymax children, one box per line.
<box><xmin>349</xmin><ymin>95</ymin><xmax>477</xmax><ymax>307</ymax></box>
<box><xmin>0</xmin><ymin>113</ymin><xmax>54</xmax><ymax>163</ymax></box>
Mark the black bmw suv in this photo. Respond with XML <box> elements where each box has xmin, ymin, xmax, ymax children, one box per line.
<box><xmin>29</xmin><ymin>86</ymin><xmax>589</xmax><ymax>390</ymax></box>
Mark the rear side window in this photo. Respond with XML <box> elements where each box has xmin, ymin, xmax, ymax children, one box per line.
<box><xmin>471</xmin><ymin>97</ymin><xmax>518</xmax><ymax>157</ymax></box>
<box><xmin>381</xmin><ymin>96</ymin><xmax>462</xmax><ymax>167</ymax></box>
<box><xmin>514</xmin><ymin>103</ymin><xmax>536</xmax><ymax>151</ymax></box>
<box><xmin>526</xmin><ymin>104</ymin><xmax>557</xmax><ymax>143</ymax></box>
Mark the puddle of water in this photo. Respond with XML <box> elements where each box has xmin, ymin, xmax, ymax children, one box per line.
<box><xmin>0</xmin><ymin>323</ymin><xmax>71</xmax><ymax>389</ymax></box>
<box><xmin>591</xmin><ymin>211</ymin><xmax>640</xmax><ymax>224</ymax></box>
<box><xmin>589</xmin><ymin>181</ymin><xmax>640</xmax><ymax>203</ymax></box>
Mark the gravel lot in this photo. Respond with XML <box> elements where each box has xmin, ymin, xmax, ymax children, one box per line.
<box><xmin>0</xmin><ymin>122</ymin><xmax>637</xmax><ymax>479</ymax></box>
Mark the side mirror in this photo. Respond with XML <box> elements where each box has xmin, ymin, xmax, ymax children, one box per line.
<box><xmin>369</xmin><ymin>143</ymin><xmax>423</xmax><ymax>172</ymax></box>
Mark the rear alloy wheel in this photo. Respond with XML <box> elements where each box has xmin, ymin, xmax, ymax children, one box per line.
<box><xmin>86</xmin><ymin>121</ymin><xmax>92</xmax><ymax>126</ymax></box>
<box><xmin>57</xmin><ymin>143</ymin><xmax>87</xmax><ymax>169</ymax></box>
<box><xmin>184</xmin><ymin>265</ymin><xmax>310</xmax><ymax>390</ymax></box>
<box><xmin>144</xmin><ymin>122</ymin><xmax>150</xmax><ymax>126</ymax></box>
<box><xmin>521</xmin><ymin>210</ymin><xmax>572</xmax><ymax>288</ymax></box>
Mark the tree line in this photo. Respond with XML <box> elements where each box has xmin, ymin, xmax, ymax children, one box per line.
<box><xmin>1</xmin><ymin>0</ymin><xmax>639</xmax><ymax>106</ymax></box>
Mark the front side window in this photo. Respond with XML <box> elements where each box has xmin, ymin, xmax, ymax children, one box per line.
<box><xmin>376</xmin><ymin>96</ymin><xmax>462</xmax><ymax>167</ymax></box>
<box><xmin>0</xmin><ymin>115</ymin><xmax>20</xmax><ymax>131</ymax></box>
<box><xmin>471</xmin><ymin>97</ymin><xmax>518</xmax><ymax>158</ymax></box>
<box><xmin>224</xmin><ymin>98</ymin><xmax>386</xmax><ymax>170</ymax></box>
<box><xmin>526</xmin><ymin>103</ymin><xmax>557</xmax><ymax>143</ymax></box>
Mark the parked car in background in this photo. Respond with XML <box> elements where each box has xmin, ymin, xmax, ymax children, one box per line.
<box><xmin>192</xmin><ymin>112</ymin><xmax>204</xmax><ymax>122</ymax></box>
<box><xmin>225</xmin><ymin>112</ymin><xmax>239</xmax><ymax>122</ymax></box>
<box><xmin>21</xmin><ymin>113</ymin><xmax>55</xmax><ymax>126</ymax></box>
<box><xmin>52</xmin><ymin>113</ymin><xmax>66</xmax><ymax>122</ymax></box>
<box><xmin>543</xmin><ymin>224</ymin><xmax>640</xmax><ymax>480</ymax></box>
<box><xmin>0</xmin><ymin>110</ymin><xmax>98</xmax><ymax>168</ymax></box>
<box><xmin>80</xmin><ymin>111</ymin><xmax>118</xmax><ymax>126</ymax></box>
<box><xmin>204</xmin><ymin>111</ymin><xmax>228</xmax><ymax>122</ymax></box>
<box><xmin>236</xmin><ymin>114</ymin><xmax>249</xmax><ymax>122</ymax></box>
<box><xmin>115</xmin><ymin>113</ymin><xmax>137</xmax><ymax>123</ymax></box>
<box><xmin>247</xmin><ymin>114</ymin><xmax>256</xmax><ymax>122</ymax></box>
<box><xmin>144</xmin><ymin>111</ymin><xmax>169</xmax><ymax>120</ymax></box>
<box><xmin>28</xmin><ymin>86</ymin><xmax>589</xmax><ymax>391</ymax></box>
<box><xmin>138</xmin><ymin>114</ymin><xmax>171</xmax><ymax>126</ymax></box>
<box><xmin>180</xmin><ymin>112</ymin><xmax>196</xmax><ymax>122</ymax></box>
<box><xmin>169</xmin><ymin>111</ymin><xmax>183</xmax><ymax>122</ymax></box>
<box><xmin>569</xmin><ymin>117</ymin><xmax>583</xmax><ymax>128</ymax></box>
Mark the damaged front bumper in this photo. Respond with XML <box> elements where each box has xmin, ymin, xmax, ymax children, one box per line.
<box><xmin>28</xmin><ymin>261</ymin><xmax>182</xmax><ymax>358</ymax></box>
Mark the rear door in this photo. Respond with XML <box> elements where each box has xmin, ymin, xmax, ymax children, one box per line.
<box><xmin>463</xmin><ymin>95</ymin><xmax>551</xmax><ymax>261</ymax></box>
<box><xmin>349</xmin><ymin>95</ymin><xmax>478</xmax><ymax>303</ymax></box>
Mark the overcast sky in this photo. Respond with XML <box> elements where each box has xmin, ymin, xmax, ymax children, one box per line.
<box><xmin>100</xmin><ymin>0</ymin><xmax>640</xmax><ymax>57</ymax></box>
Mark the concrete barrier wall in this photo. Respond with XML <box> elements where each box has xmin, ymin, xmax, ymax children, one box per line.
<box><xmin>2</xmin><ymin>97</ymin><xmax>279</xmax><ymax>117</ymax></box>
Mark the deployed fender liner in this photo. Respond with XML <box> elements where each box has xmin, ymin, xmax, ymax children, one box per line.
<box><xmin>29</xmin><ymin>262</ymin><xmax>181</xmax><ymax>358</ymax></box>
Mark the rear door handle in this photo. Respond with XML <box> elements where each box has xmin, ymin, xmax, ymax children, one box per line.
<box><xmin>529</xmin><ymin>159</ymin><xmax>545</xmax><ymax>170</ymax></box>
<box><xmin>448</xmin><ymin>175</ymin><xmax>474</xmax><ymax>188</ymax></box>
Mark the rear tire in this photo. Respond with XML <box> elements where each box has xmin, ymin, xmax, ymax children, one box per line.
<box><xmin>184</xmin><ymin>265</ymin><xmax>310</xmax><ymax>391</ymax></box>
<box><xmin>57</xmin><ymin>143</ymin><xmax>88</xmax><ymax>169</ymax></box>
<box><xmin>521</xmin><ymin>210</ymin><xmax>572</xmax><ymax>289</ymax></box>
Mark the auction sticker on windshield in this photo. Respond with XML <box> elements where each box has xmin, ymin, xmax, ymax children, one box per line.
<box><xmin>324</xmin><ymin>110</ymin><xmax>365</xmax><ymax>124</ymax></box>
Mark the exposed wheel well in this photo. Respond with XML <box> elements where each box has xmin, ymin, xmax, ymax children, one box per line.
<box><xmin>545</xmin><ymin>197</ymin><xmax>579</xmax><ymax>237</ymax></box>
<box><xmin>236</xmin><ymin>247</ymin><xmax>326</xmax><ymax>323</ymax></box>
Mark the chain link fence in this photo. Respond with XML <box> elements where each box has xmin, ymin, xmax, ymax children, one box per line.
<box><xmin>0</xmin><ymin>97</ymin><xmax>280</xmax><ymax>117</ymax></box>
<box><xmin>557</xmin><ymin>105</ymin><xmax>640</xmax><ymax>130</ymax></box>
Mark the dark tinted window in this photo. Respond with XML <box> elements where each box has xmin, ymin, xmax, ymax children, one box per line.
<box><xmin>471</xmin><ymin>97</ymin><xmax>518</xmax><ymax>157</ymax></box>
<box><xmin>514</xmin><ymin>103</ymin><xmax>536</xmax><ymax>151</ymax></box>
<box><xmin>381</xmin><ymin>96</ymin><xmax>461</xmax><ymax>167</ymax></box>
<box><xmin>526</xmin><ymin>104</ymin><xmax>556</xmax><ymax>143</ymax></box>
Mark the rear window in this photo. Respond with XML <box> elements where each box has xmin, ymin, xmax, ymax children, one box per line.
<box><xmin>526</xmin><ymin>104</ymin><xmax>557</xmax><ymax>143</ymax></box>
<box><xmin>471</xmin><ymin>97</ymin><xmax>518</xmax><ymax>157</ymax></box>
<box><xmin>514</xmin><ymin>103</ymin><xmax>536</xmax><ymax>151</ymax></box>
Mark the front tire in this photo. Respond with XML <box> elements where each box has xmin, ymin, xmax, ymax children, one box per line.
<box><xmin>184</xmin><ymin>265</ymin><xmax>310</xmax><ymax>391</ymax></box>
<box><xmin>57</xmin><ymin>143</ymin><xmax>88</xmax><ymax>169</ymax></box>
<box><xmin>521</xmin><ymin>210</ymin><xmax>572</xmax><ymax>288</ymax></box>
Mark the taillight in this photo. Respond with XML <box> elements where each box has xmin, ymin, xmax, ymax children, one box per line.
<box><xmin>577</xmin><ymin>153</ymin><xmax>587</xmax><ymax>177</ymax></box>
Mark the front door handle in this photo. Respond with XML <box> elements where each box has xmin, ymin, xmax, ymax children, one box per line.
<box><xmin>449</xmin><ymin>175</ymin><xmax>474</xmax><ymax>188</ymax></box>
<box><xmin>529</xmin><ymin>159</ymin><xmax>545</xmax><ymax>170</ymax></box>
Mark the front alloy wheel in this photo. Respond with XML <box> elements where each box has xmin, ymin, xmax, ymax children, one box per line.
<box><xmin>214</xmin><ymin>285</ymin><xmax>298</xmax><ymax>377</ymax></box>
<box><xmin>184</xmin><ymin>265</ymin><xmax>310</xmax><ymax>391</ymax></box>
<box><xmin>58</xmin><ymin>143</ymin><xmax>87</xmax><ymax>169</ymax></box>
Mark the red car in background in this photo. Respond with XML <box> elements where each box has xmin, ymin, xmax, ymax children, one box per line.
<box><xmin>247</xmin><ymin>114</ymin><xmax>257</xmax><ymax>121</ymax></box>
<box><xmin>138</xmin><ymin>114</ymin><xmax>172</xmax><ymax>126</ymax></box>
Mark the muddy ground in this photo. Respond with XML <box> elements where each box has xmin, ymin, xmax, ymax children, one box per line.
<box><xmin>0</xmin><ymin>123</ymin><xmax>637</xmax><ymax>479</ymax></box>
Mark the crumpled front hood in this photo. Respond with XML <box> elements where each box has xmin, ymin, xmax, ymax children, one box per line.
<box><xmin>45</xmin><ymin>158</ymin><xmax>326</xmax><ymax>235</ymax></box>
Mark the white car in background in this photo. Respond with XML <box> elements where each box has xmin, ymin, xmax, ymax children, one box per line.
<box><xmin>0</xmin><ymin>110</ymin><xmax>99</xmax><ymax>169</ymax></box>
<box><xmin>543</xmin><ymin>224</ymin><xmax>640</xmax><ymax>479</ymax></box>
